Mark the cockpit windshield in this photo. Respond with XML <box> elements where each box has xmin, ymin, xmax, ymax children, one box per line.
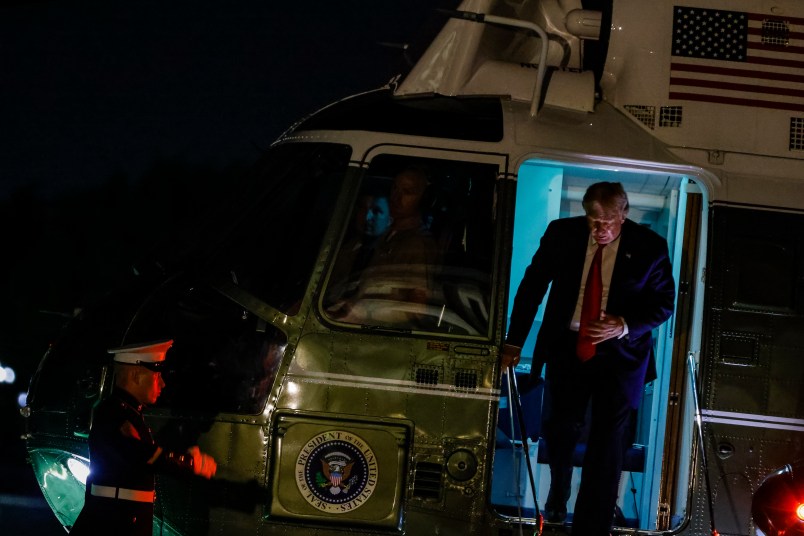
<box><xmin>200</xmin><ymin>142</ymin><xmax>352</xmax><ymax>315</ymax></box>
<box><xmin>113</xmin><ymin>142</ymin><xmax>353</xmax><ymax>414</ymax></box>
<box><xmin>321</xmin><ymin>153</ymin><xmax>499</xmax><ymax>337</ymax></box>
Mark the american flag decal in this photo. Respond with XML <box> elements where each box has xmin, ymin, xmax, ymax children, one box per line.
<box><xmin>670</xmin><ymin>6</ymin><xmax>804</xmax><ymax>112</ymax></box>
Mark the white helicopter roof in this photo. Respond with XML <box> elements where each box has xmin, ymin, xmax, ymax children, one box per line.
<box><xmin>396</xmin><ymin>0</ymin><xmax>804</xmax><ymax>177</ymax></box>
<box><xmin>283</xmin><ymin>0</ymin><xmax>803</xmax><ymax>210</ymax></box>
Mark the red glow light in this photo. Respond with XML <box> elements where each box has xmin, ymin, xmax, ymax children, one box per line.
<box><xmin>796</xmin><ymin>503</ymin><xmax>804</xmax><ymax>522</ymax></box>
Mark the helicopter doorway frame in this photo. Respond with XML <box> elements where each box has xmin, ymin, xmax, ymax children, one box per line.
<box><xmin>496</xmin><ymin>155</ymin><xmax>710</xmax><ymax>532</ymax></box>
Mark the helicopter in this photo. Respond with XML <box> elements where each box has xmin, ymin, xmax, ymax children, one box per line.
<box><xmin>22</xmin><ymin>0</ymin><xmax>804</xmax><ymax>534</ymax></box>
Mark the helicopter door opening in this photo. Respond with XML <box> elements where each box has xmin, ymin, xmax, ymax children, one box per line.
<box><xmin>492</xmin><ymin>158</ymin><xmax>707</xmax><ymax>532</ymax></box>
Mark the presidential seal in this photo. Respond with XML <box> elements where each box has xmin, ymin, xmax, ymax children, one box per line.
<box><xmin>295</xmin><ymin>430</ymin><xmax>379</xmax><ymax>513</ymax></box>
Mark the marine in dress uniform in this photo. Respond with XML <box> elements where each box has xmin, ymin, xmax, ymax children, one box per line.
<box><xmin>70</xmin><ymin>340</ymin><xmax>217</xmax><ymax>535</ymax></box>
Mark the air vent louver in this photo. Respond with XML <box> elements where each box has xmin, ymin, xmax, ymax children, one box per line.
<box><xmin>412</xmin><ymin>461</ymin><xmax>443</xmax><ymax>500</ymax></box>
<box><xmin>415</xmin><ymin>367</ymin><xmax>439</xmax><ymax>385</ymax></box>
<box><xmin>624</xmin><ymin>105</ymin><xmax>655</xmax><ymax>129</ymax></box>
<box><xmin>660</xmin><ymin>106</ymin><xmax>683</xmax><ymax>127</ymax></box>
<box><xmin>454</xmin><ymin>370</ymin><xmax>478</xmax><ymax>390</ymax></box>
<box><xmin>762</xmin><ymin>18</ymin><xmax>789</xmax><ymax>46</ymax></box>
<box><xmin>790</xmin><ymin>117</ymin><xmax>804</xmax><ymax>151</ymax></box>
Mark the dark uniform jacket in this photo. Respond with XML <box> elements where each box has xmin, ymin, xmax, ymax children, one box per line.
<box><xmin>507</xmin><ymin>216</ymin><xmax>675</xmax><ymax>408</ymax></box>
<box><xmin>70</xmin><ymin>388</ymin><xmax>195</xmax><ymax>535</ymax></box>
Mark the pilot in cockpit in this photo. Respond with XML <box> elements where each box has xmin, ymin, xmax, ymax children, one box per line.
<box><xmin>325</xmin><ymin>165</ymin><xmax>438</xmax><ymax>324</ymax></box>
<box><xmin>326</xmin><ymin>187</ymin><xmax>392</xmax><ymax>302</ymax></box>
<box><xmin>367</xmin><ymin>166</ymin><xmax>438</xmax><ymax>302</ymax></box>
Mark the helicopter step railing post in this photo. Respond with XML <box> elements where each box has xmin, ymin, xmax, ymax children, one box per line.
<box><xmin>505</xmin><ymin>368</ymin><xmax>543</xmax><ymax>535</ymax></box>
<box><xmin>440</xmin><ymin>10</ymin><xmax>549</xmax><ymax>118</ymax></box>
<box><xmin>687</xmin><ymin>351</ymin><xmax>720</xmax><ymax>536</ymax></box>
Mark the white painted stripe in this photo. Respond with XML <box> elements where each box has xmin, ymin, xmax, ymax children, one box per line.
<box><xmin>701</xmin><ymin>409</ymin><xmax>804</xmax><ymax>432</ymax></box>
<box><xmin>298</xmin><ymin>377</ymin><xmax>499</xmax><ymax>401</ymax></box>
<box><xmin>297</xmin><ymin>370</ymin><xmax>500</xmax><ymax>395</ymax></box>
<box><xmin>291</xmin><ymin>372</ymin><xmax>500</xmax><ymax>401</ymax></box>
<box><xmin>702</xmin><ymin>409</ymin><xmax>804</xmax><ymax>426</ymax></box>
<box><xmin>702</xmin><ymin>416</ymin><xmax>804</xmax><ymax>433</ymax></box>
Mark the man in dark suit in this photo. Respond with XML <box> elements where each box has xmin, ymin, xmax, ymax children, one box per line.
<box><xmin>503</xmin><ymin>182</ymin><xmax>675</xmax><ymax>536</ymax></box>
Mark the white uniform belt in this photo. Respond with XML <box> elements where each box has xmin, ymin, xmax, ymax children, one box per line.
<box><xmin>91</xmin><ymin>483</ymin><xmax>155</xmax><ymax>503</ymax></box>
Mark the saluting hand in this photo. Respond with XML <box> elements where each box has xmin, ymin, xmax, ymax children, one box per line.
<box><xmin>187</xmin><ymin>445</ymin><xmax>217</xmax><ymax>479</ymax></box>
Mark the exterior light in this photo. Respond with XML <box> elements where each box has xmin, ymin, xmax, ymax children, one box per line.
<box><xmin>0</xmin><ymin>364</ymin><xmax>15</xmax><ymax>383</ymax></box>
<box><xmin>752</xmin><ymin>462</ymin><xmax>804</xmax><ymax>535</ymax></box>
<box><xmin>67</xmin><ymin>458</ymin><xmax>90</xmax><ymax>485</ymax></box>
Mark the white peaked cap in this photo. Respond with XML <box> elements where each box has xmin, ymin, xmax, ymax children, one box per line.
<box><xmin>108</xmin><ymin>339</ymin><xmax>174</xmax><ymax>365</ymax></box>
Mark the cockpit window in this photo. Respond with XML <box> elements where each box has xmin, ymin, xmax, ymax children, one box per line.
<box><xmin>107</xmin><ymin>275</ymin><xmax>287</xmax><ymax>415</ymax></box>
<box><xmin>321</xmin><ymin>154</ymin><xmax>498</xmax><ymax>336</ymax></box>
<box><xmin>202</xmin><ymin>142</ymin><xmax>352</xmax><ymax>315</ymax></box>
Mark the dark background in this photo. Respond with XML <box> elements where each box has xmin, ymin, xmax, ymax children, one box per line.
<box><xmin>0</xmin><ymin>1</ymin><xmax>455</xmax><ymax>532</ymax></box>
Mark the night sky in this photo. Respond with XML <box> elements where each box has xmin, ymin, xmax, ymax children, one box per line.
<box><xmin>0</xmin><ymin>2</ymin><xmax>455</xmax><ymax>520</ymax></box>
<box><xmin>2</xmin><ymin>0</ymin><xmax>445</xmax><ymax>198</ymax></box>
<box><xmin>0</xmin><ymin>0</ymin><xmax>450</xmax><ymax>354</ymax></box>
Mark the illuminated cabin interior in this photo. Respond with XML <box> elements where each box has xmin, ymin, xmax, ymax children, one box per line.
<box><xmin>493</xmin><ymin>160</ymin><xmax>705</xmax><ymax>530</ymax></box>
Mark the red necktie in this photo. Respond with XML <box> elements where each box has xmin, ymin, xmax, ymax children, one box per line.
<box><xmin>577</xmin><ymin>243</ymin><xmax>605</xmax><ymax>361</ymax></box>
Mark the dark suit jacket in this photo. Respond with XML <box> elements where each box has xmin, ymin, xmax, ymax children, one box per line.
<box><xmin>507</xmin><ymin>216</ymin><xmax>675</xmax><ymax>408</ymax></box>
